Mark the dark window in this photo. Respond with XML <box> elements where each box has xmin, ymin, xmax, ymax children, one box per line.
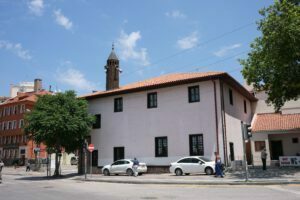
<box><xmin>114</xmin><ymin>97</ymin><xmax>123</xmax><ymax>112</ymax></box>
<box><xmin>229</xmin><ymin>89</ymin><xmax>233</xmax><ymax>105</ymax></box>
<box><xmin>292</xmin><ymin>138</ymin><xmax>299</xmax><ymax>143</ymax></box>
<box><xmin>20</xmin><ymin>149</ymin><xmax>25</xmax><ymax>154</ymax></box>
<box><xmin>244</xmin><ymin>100</ymin><xmax>247</xmax><ymax>113</ymax></box>
<box><xmin>147</xmin><ymin>92</ymin><xmax>157</xmax><ymax>108</ymax></box>
<box><xmin>93</xmin><ymin>114</ymin><xmax>101</xmax><ymax>129</ymax></box>
<box><xmin>113</xmin><ymin>147</ymin><xmax>124</xmax><ymax>161</ymax></box>
<box><xmin>189</xmin><ymin>134</ymin><xmax>204</xmax><ymax>156</ymax></box>
<box><xmin>92</xmin><ymin>150</ymin><xmax>98</xmax><ymax>166</ymax></box>
<box><xmin>155</xmin><ymin>137</ymin><xmax>168</xmax><ymax>157</ymax></box>
<box><xmin>188</xmin><ymin>86</ymin><xmax>200</xmax><ymax>103</ymax></box>
<box><xmin>255</xmin><ymin>141</ymin><xmax>266</xmax><ymax>151</ymax></box>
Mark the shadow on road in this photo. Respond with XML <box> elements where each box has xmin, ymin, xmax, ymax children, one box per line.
<box><xmin>15</xmin><ymin>173</ymin><xmax>80</xmax><ymax>181</ymax></box>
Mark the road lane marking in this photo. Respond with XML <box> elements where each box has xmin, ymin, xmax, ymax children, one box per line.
<box><xmin>266</xmin><ymin>185</ymin><xmax>300</xmax><ymax>196</ymax></box>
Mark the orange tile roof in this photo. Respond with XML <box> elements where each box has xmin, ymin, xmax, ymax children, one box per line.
<box><xmin>81</xmin><ymin>72</ymin><xmax>257</xmax><ymax>101</ymax></box>
<box><xmin>252</xmin><ymin>113</ymin><xmax>300</xmax><ymax>133</ymax></box>
<box><xmin>0</xmin><ymin>90</ymin><xmax>52</xmax><ymax>106</ymax></box>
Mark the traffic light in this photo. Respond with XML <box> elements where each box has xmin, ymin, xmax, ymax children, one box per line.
<box><xmin>242</xmin><ymin>123</ymin><xmax>252</xmax><ymax>140</ymax></box>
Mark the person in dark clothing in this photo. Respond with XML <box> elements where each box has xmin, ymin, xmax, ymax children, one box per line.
<box><xmin>26</xmin><ymin>162</ymin><xmax>31</xmax><ymax>172</ymax></box>
<box><xmin>214</xmin><ymin>154</ymin><xmax>224</xmax><ymax>178</ymax></box>
<box><xmin>261</xmin><ymin>148</ymin><xmax>267</xmax><ymax>170</ymax></box>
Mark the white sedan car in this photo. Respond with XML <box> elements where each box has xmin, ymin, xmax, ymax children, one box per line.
<box><xmin>102</xmin><ymin>159</ymin><xmax>147</xmax><ymax>176</ymax></box>
<box><xmin>169</xmin><ymin>156</ymin><xmax>215</xmax><ymax>176</ymax></box>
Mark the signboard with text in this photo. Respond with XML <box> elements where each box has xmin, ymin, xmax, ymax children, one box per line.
<box><xmin>279</xmin><ymin>156</ymin><xmax>300</xmax><ymax>166</ymax></box>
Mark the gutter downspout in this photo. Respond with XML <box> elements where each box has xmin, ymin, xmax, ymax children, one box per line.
<box><xmin>213</xmin><ymin>80</ymin><xmax>219</xmax><ymax>154</ymax></box>
<box><xmin>220</xmin><ymin>80</ymin><xmax>228</xmax><ymax>166</ymax></box>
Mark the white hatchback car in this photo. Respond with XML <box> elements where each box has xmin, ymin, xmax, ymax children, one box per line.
<box><xmin>169</xmin><ymin>156</ymin><xmax>215</xmax><ymax>176</ymax></box>
<box><xmin>102</xmin><ymin>159</ymin><xmax>147</xmax><ymax>176</ymax></box>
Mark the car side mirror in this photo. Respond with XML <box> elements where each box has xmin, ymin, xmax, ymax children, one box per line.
<box><xmin>199</xmin><ymin>161</ymin><xmax>203</xmax><ymax>165</ymax></box>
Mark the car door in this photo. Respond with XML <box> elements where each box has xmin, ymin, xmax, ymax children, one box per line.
<box><xmin>197</xmin><ymin>158</ymin><xmax>207</xmax><ymax>173</ymax></box>
<box><xmin>189</xmin><ymin>158</ymin><xmax>203</xmax><ymax>173</ymax></box>
<box><xmin>177</xmin><ymin>158</ymin><xmax>192</xmax><ymax>173</ymax></box>
<box><xmin>110</xmin><ymin>160</ymin><xmax>122</xmax><ymax>174</ymax></box>
<box><xmin>119</xmin><ymin>160</ymin><xmax>130</xmax><ymax>173</ymax></box>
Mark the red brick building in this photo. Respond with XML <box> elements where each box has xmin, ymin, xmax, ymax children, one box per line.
<box><xmin>0</xmin><ymin>79</ymin><xmax>51</xmax><ymax>165</ymax></box>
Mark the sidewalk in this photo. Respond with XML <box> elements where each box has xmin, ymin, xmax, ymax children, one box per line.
<box><xmin>2</xmin><ymin>166</ymin><xmax>300</xmax><ymax>185</ymax></box>
<box><xmin>78</xmin><ymin>167</ymin><xmax>300</xmax><ymax>185</ymax></box>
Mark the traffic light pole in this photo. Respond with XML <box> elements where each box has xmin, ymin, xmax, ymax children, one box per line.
<box><xmin>84</xmin><ymin>140</ymin><xmax>88</xmax><ymax>181</ymax></box>
<box><xmin>241</xmin><ymin>121</ymin><xmax>249</xmax><ymax>182</ymax></box>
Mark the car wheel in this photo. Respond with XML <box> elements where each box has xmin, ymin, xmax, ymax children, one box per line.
<box><xmin>126</xmin><ymin>169</ymin><xmax>133</xmax><ymax>176</ymax></box>
<box><xmin>175</xmin><ymin>168</ymin><xmax>183</xmax><ymax>176</ymax></box>
<box><xmin>103</xmin><ymin>169</ymin><xmax>110</xmax><ymax>176</ymax></box>
<box><xmin>205</xmin><ymin>167</ymin><xmax>213</xmax><ymax>175</ymax></box>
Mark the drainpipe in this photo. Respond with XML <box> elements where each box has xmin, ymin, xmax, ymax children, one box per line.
<box><xmin>213</xmin><ymin>80</ymin><xmax>219</xmax><ymax>154</ymax></box>
<box><xmin>220</xmin><ymin>80</ymin><xmax>228</xmax><ymax>166</ymax></box>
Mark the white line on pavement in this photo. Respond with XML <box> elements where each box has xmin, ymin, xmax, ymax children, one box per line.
<box><xmin>266</xmin><ymin>185</ymin><xmax>300</xmax><ymax>196</ymax></box>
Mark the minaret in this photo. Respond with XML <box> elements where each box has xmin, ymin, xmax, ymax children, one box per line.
<box><xmin>105</xmin><ymin>43</ymin><xmax>120</xmax><ymax>90</ymax></box>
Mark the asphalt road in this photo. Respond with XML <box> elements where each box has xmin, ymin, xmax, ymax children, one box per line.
<box><xmin>1</xmin><ymin>173</ymin><xmax>300</xmax><ymax>200</ymax></box>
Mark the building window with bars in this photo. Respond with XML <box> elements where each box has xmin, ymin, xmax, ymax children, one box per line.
<box><xmin>114</xmin><ymin>97</ymin><xmax>123</xmax><ymax>112</ymax></box>
<box><xmin>189</xmin><ymin>134</ymin><xmax>204</xmax><ymax>156</ymax></box>
<box><xmin>147</xmin><ymin>92</ymin><xmax>157</xmax><ymax>108</ymax></box>
<box><xmin>188</xmin><ymin>86</ymin><xmax>200</xmax><ymax>103</ymax></box>
<box><xmin>155</xmin><ymin>137</ymin><xmax>168</xmax><ymax>157</ymax></box>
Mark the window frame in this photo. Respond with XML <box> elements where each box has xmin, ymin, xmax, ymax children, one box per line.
<box><xmin>93</xmin><ymin>114</ymin><xmax>101</xmax><ymax>129</ymax></box>
<box><xmin>189</xmin><ymin>134</ymin><xmax>204</xmax><ymax>156</ymax></box>
<box><xmin>188</xmin><ymin>85</ymin><xmax>200</xmax><ymax>103</ymax></box>
<box><xmin>155</xmin><ymin>136</ymin><xmax>168</xmax><ymax>157</ymax></box>
<box><xmin>254</xmin><ymin>141</ymin><xmax>266</xmax><ymax>152</ymax></box>
<box><xmin>147</xmin><ymin>92</ymin><xmax>157</xmax><ymax>109</ymax></box>
<box><xmin>114</xmin><ymin>97</ymin><xmax>123</xmax><ymax>112</ymax></box>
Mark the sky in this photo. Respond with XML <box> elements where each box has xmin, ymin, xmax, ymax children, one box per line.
<box><xmin>0</xmin><ymin>0</ymin><xmax>274</xmax><ymax>96</ymax></box>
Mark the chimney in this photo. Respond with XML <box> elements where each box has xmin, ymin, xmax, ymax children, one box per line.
<box><xmin>34</xmin><ymin>79</ymin><xmax>42</xmax><ymax>92</ymax></box>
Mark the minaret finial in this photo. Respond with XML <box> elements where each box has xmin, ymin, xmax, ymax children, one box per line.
<box><xmin>112</xmin><ymin>42</ymin><xmax>114</xmax><ymax>51</ymax></box>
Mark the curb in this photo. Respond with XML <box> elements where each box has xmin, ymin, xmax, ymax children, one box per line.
<box><xmin>75</xmin><ymin>178</ymin><xmax>300</xmax><ymax>186</ymax></box>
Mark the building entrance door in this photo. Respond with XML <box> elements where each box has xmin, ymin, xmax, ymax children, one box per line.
<box><xmin>270</xmin><ymin>141</ymin><xmax>283</xmax><ymax>160</ymax></box>
<box><xmin>114</xmin><ymin>147</ymin><xmax>124</xmax><ymax>161</ymax></box>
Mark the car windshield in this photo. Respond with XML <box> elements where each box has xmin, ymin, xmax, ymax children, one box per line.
<box><xmin>199</xmin><ymin>157</ymin><xmax>212</xmax><ymax>162</ymax></box>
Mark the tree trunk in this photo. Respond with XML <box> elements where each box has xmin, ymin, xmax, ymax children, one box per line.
<box><xmin>54</xmin><ymin>149</ymin><xmax>61</xmax><ymax>177</ymax></box>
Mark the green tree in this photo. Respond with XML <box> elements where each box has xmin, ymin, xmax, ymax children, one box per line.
<box><xmin>240</xmin><ymin>0</ymin><xmax>300</xmax><ymax>111</ymax></box>
<box><xmin>24</xmin><ymin>91</ymin><xmax>94</xmax><ymax>176</ymax></box>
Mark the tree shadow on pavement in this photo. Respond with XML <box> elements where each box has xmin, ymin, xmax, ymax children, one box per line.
<box><xmin>15</xmin><ymin>173</ymin><xmax>80</xmax><ymax>181</ymax></box>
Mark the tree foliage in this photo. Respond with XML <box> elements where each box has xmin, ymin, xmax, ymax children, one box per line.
<box><xmin>240</xmin><ymin>0</ymin><xmax>300</xmax><ymax>111</ymax></box>
<box><xmin>24</xmin><ymin>90</ymin><xmax>94</xmax><ymax>176</ymax></box>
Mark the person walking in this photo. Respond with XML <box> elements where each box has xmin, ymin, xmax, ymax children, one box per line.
<box><xmin>132</xmin><ymin>157</ymin><xmax>139</xmax><ymax>177</ymax></box>
<box><xmin>215</xmin><ymin>155</ymin><xmax>224</xmax><ymax>178</ymax></box>
<box><xmin>261</xmin><ymin>148</ymin><xmax>268</xmax><ymax>170</ymax></box>
<box><xmin>26</xmin><ymin>161</ymin><xmax>31</xmax><ymax>172</ymax></box>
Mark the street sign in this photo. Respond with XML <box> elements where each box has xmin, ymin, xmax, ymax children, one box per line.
<box><xmin>88</xmin><ymin>144</ymin><xmax>94</xmax><ymax>152</ymax></box>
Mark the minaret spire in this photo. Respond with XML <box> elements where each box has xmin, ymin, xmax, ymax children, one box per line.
<box><xmin>105</xmin><ymin>44</ymin><xmax>120</xmax><ymax>90</ymax></box>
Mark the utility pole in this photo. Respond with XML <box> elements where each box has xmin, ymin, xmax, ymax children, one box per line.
<box><xmin>241</xmin><ymin>121</ymin><xmax>250</xmax><ymax>182</ymax></box>
<box><xmin>84</xmin><ymin>140</ymin><xmax>88</xmax><ymax>181</ymax></box>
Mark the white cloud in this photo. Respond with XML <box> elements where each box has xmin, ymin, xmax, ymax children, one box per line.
<box><xmin>177</xmin><ymin>32</ymin><xmax>198</xmax><ymax>50</ymax></box>
<box><xmin>117</xmin><ymin>30</ymin><xmax>150</xmax><ymax>66</ymax></box>
<box><xmin>53</xmin><ymin>9</ymin><xmax>73</xmax><ymax>30</ymax></box>
<box><xmin>0</xmin><ymin>40</ymin><xmax>32</xmax><ymax>60</ymax></box>
<box><xmin>28</xmin><ymin>0</ymin><xmax>44</xmax><ymax>16</ymax></box>
<box><xmin>165</xmin><ymin>10</ymin><xmax>186</xmax><ymax>19</ymax></box>
<box><xmin>213</xmin><ymin>43</ymin><xmax>242</xmax><ymax>57</ymax></box>
<box><xmin>56</xmin><ymin>67</ymin><xmax>96</xmax><ymax>91</ymax></box>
